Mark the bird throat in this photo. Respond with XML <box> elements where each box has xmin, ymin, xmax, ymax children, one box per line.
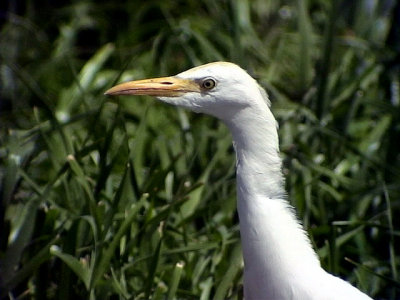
<box><xmin>225</xmin><ymin>105</ymin><xmax>321</xmax><ymax>298</ymax></box>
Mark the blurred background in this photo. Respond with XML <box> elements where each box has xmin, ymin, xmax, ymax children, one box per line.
<box><xmin>0</xmin><ymin>0</ymin><xmax>399</xmax><ymax>299</ymax></box>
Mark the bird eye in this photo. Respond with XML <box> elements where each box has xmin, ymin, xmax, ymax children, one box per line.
<box><xmin>201</xmin><ymin>78</ymin><xmax>216</xmax><ymax>90</ymax></box>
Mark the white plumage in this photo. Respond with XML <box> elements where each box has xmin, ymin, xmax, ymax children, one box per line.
<box><xmin>105</xmin><ymin>62</ymin><xmax>371</xmax><ymax>300</ymax></box>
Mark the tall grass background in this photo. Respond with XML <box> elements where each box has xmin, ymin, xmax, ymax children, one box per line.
<box><xmin>1</xmin><ymin>0</ymin><xmax>399</xmax><ymax>299</ymax></box>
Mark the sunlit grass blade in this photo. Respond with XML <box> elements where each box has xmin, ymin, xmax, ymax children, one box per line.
<box><xmin>315</xmin><ymin>1</ymin><xmax>338</xmax><ymax>118</ymax></box>
<box><xmin>200</xmin><ymin>277</ymin><xmax>213</xmax><ymax>300</ymax></box>
<box><xmin>89</xmin><ymin>194</ymin><xmax>148</xmax><ymax>289</ymax></box>
<box><xmin>167</xmin><ymin>261</ymin><xmax>184</xmax><ymax>300</ymax></box>
<box><xmin>50</xmin><ymin>245</ymin><xmax>91</xmax><ymax>289</ymax></box>
<box><xmin>56</xmin><ymin>43</ymin><xmax>115</xmax><ymax>119</ymax></box>
<box><xmin>144</xmin><ymin>230</ymin><xmax>163</xmax><ymax>299</ymax></box>
<box><xmin>297</xmin><ymin>0</ymin><xmax>313</xmax><ymax>89</ymax></box>
<box><xmin>214</xmin><ymin>243</ymin><xmax>242</xmax><ymax>299</ymax></box>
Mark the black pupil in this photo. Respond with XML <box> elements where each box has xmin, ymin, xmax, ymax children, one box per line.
<box><xmin>204</xmin><ymin>79</ymin><xmax>214</xmax><ymax>89</ymax></box>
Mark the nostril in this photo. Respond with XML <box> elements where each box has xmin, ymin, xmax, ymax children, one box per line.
<box><xmin>161</xmin><ymin>82</ymin><xmax>173</xmax><ymax>85</ymax></box>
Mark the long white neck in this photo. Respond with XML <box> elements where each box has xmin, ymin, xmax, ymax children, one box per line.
<box><xmin>223</xmin><ymin>102</ymin><xmax>322</xmax><ymax>299</ymax></box>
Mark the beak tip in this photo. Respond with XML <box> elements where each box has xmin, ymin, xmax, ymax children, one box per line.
<box><xmin>104</xmin><ymin>88</ymin><xmax>116</xmax><ymax>96</ymax></box>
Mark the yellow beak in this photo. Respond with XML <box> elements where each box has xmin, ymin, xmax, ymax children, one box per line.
<box><xmin>104</xmin><ymin>76</ymin><xmax>200</xmax><ymax>97</ymax></box>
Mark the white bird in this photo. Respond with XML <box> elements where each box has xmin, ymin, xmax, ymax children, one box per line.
<box><xmin>105</xmin><ymin>62</ymin><xmax>372</xmax><ymax>300</ymax></box>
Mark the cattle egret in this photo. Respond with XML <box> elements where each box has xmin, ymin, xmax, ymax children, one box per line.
<box><xmin>105</xmin><ymin>62</ymin><xmax>371</xmax><ymax>299</ymax></box>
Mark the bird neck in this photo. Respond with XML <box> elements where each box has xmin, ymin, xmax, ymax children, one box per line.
<box><xmin>224</xmin><ymin>103</ymin><xmax>285</xmax><ymax>200</ymax></box>
<box><xmin>224</xmin><ymin>103</ymin><xmax>322</xmax><ymax>296</ymax></box>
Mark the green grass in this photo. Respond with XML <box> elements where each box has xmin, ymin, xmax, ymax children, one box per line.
<box><xmin>1</xmin><ymin>0</ymin><xmax>399</xmax><ymax>299</ymax></box>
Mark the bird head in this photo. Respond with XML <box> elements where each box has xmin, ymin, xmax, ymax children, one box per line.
<box><xmin>105</xmin><ymin>62</ymin><xmax>269</xmax><ymax>121</ymax></box>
